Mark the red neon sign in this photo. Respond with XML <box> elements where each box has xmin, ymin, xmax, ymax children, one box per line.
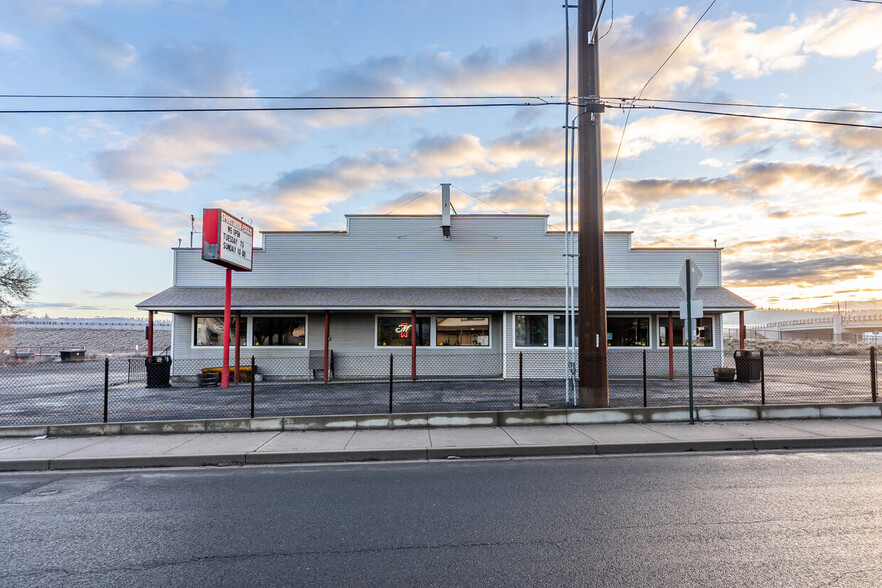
<box><xmin>395</xmin><ymin>323</ymin><xmax>412</xmax><ymax>339</ymax></box>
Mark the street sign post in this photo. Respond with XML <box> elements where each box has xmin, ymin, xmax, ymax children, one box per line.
<box><xmin>679</xmin><ymin>258</ymin><xmax>702</xmax><ymax>424</ymax></box>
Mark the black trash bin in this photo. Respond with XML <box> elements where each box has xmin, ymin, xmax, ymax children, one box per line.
<box><xmin>145</xmin><ymin>355</ymin><xmax>172</xmax><ymax>388</ymax></box>
<box><xmin>733</xmin><ymin>350</ymin><xmax>762</xmax><ymax>383</ymax></box>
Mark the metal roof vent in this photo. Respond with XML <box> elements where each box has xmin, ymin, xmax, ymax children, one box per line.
<box><xmin>441</xmin><ymin>183</ymin><xmax>451</xmax><ymax>239</ymax></box>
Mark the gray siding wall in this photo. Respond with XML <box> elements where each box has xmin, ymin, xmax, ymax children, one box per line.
<box><xmin>501</xmin><ymin>311</ymin><xmax>724</xmax><ymax>378</ymax></box>
<box><xmin>174</xmin><ymin>216</ymin><xmax>721</xmax><ymax>288</ymax></box>
<box><xmin>171</xmin><ymin>310</ymin><xmax>723</xmax><ymax>379</ymax></box>
<box><xmin>170</xmin><ymin>310</ymin><xmax>503</xmax><ymax>379</ymax></box>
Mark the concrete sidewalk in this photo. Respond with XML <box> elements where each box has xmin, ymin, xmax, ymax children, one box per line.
<box><xmin>2</xmin><ymin>418</ymin><xmax>882</xmax><ymax>472</ymax></box>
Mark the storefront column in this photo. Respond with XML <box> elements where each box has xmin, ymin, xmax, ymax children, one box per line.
<box><xmin>739</xmin><ymin>311</ymin><xmax>745</xmax><ymax>350</ymax></box>
<box><xmin>234</xmin><ymin>311</ymin><xmax>241</xmax><ymax>384</ymax></box>
<box><xmin>324</xmin><ymin>311</ymin><xmax>330</xmax><ymax>382</ymax></box>
<box><xmin>411</xmin><ymin>311</ymin><xmax>417</xmax><ymax>381</ymax></box>
<box><xmin>147</xmin><ymin>310</ymin><xmax>154</xmax><ymax>356</ymax></box>
<box><xmin>668</xmin><ymin>311</ymin><xmax>674</xmax><ymax>380</ymax></box>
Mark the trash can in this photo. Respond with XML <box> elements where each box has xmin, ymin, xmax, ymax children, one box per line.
<box><xmin>145</xmin><ymin>355</ymin><xmax>172</xmax><ymax>388</ymax></box>
<box><xmin>733</xmin><ymin>350</ymin><xmax>762</xmax><ymax>383</ymax></box>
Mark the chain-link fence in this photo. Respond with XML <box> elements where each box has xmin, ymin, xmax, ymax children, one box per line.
<box><xmin>0</xmin><ymin>348</ymin><xmax>878</xmax><ymax>426</ymax></box>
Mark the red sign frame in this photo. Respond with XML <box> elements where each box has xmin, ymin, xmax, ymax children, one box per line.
<box><xmin>201</xmin><ymin>208</ymin><xmax>254</xmax><ymax>272</ymax></box>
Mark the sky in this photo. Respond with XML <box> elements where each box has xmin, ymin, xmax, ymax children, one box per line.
<box><xmin>1</xmin><ymin>0</ymin><xmax>881</xmax><ymax>317</ymax></box>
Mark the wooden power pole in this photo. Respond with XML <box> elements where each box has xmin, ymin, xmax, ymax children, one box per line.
<box><xmin>577</xmin><ymin>0</ymin><xmax>609</xmax><ymax>407</ymax></box>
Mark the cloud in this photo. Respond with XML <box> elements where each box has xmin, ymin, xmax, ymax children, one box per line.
<box><xmin>93</xmin><ymin>112</ymin><xmax>292</xmax><ymax>191</ymax></box>
<box><xmin>0</xmin><ymin>134</ymin><xmax>24</xmax><ymax>159</ymax></box>
<box><xmin>82</xmin><ymin>290</ymin><xmax>155</xmax><ymax>298</ymax></box>
<box><xmin>0</xmin><ymin>32</ymin><xmax>25</xmax><ymax>52</ymax></box>
<box><xmin>0</xmin><ymin>162</ymin><xmax>181</xmax><ymax>244</ymax></box>
<box><xmin>62</xmin><ymin>17</ymin><xmax>137</xmax><ymax>71</ymax></box>
<box><xmin>606</xmin><ymin>160</ymin><xmax>882</xmax><ymax>210</ymax></box>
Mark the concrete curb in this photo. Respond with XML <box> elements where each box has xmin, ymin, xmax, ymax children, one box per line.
<box><xmin>2</xmin><ymin>435</ymin><xmax>882</xmax><ymax>472</ymax></box>
<box><xmin>1</xmin><ymin>403</ymin><xmax>879</xmax><ymax>438</ymax></box>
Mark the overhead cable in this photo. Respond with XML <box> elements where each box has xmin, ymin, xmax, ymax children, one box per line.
<box><xmin>0</xmin><ymin>100</ymin><xmax>561</xmax><ymax>115</ymax></box>
<box><xmin>608</xmin><ymin>103</ymin><xmax>882</xmax><ymax>130</ymax></box>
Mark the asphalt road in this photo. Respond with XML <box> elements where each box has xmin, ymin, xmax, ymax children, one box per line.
<box><xmin>2</xmin><ymin>450</ymin><xmax>881</xmax><ymax>586</ymax></box>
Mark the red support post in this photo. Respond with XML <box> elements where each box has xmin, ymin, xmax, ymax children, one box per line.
<box><xmin>668</xmin><ymin>311</ymin><xmax>674</xmax><ymax>380</ymax></box>
<box><xmin>411</xmin><ymin>310</ymin><xmax>417</xmax><ymax>381</ymax></box>
<box><xmin>147</xmin><ymin>310</ymin><xmax>154</xmax><ymax>356</ymax></box>
<box><xmin>221</xmin><ymin>267</ymin><xmax>232</xmax><ymax>388</ymax></box>
<box><xmin>323</xmin><ymin>311</ymin><xmax>330</xmax><ymax>382</ymax></box>
<box><xmin>234</xmin><ymin>311</ymin><xmax>241</xmax><ymax>384</ymax></box>
<box><xmin>739</xmin><ymin>310</ymin><xmax>746</xmax><ymax>350</ymax></box>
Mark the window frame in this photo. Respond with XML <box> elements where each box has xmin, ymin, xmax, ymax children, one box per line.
<box><xmin>191</xmin><ymin>315</ymin><xmax>247</xmax><ymax>348</ymax></box>
<box><xmin>190</xmin><ymin>314</ymin><xmax>309</xmax><ymax>349</ymax></box>
<box><xmin>514</xmin><ymin>313</ymin><xmax>654</xmax><ymax>350</ymax></box>
<box><xmin>374</xmin><ymin>314</ymin><xmax>493</xmax><ymax>349</ymax></box>
<box><xmin>605</xmin><ymin>315</ymin><xmax>652</xmax><ymax>348</ymax></box>
<box><xmin>657</xmin><ymin>315</ymin><xmax>716</xmax><ymax>348</ymax></box>
<box><xmin>251</xmin><ymin>315</ymin><xmax>308</xmax><ymax>347</ymax></box>
<box><xmin>512</xmin><ymin>313</ymin><xmax>551</xmax><ymax>349</ymax></box>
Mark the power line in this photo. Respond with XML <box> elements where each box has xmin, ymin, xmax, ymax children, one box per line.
<box><xmin>603</xmin><ymin>96</ymin><xmax>882</xmax><ymax>116</ymax></box>
<box><xmin>383</xmin><ymin>185</ymin><xmax>440</xmax><ymax>215</ymax></box>
<box><xmin>608</xmin><ymin>103</ymin><xmax>882</xmax><ymax>130</ymax></box>
<box><xmin>603</xmin><ymin>0</ymin><xmax>717</xmax><ymax>197</ymax></box>
<box><xmin>450</xmin><ymin>184</ymin><xmax>510</xmax><ymax>215</ymax></box>
<box><xmin>0</xmin><ymin>100</ymin><xmax>562</xmax><ymax>115</ymax></box>
<box><xmin>0</xmin><ymin>93</ymin><xmax>562</xmax><ymax>101</ymax></box>
<box><xmin>843</xmin><ymin>0</ymin><xmax>882</xmax><ymax>5</ymax></box>
<box><xmin>635</xmin><ymin>0</ymin><xmax>717</xmax><ymax>100</ymax></box>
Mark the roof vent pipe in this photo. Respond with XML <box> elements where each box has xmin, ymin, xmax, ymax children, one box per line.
<box><xmin>441</xmin><ymin>183</ymin><xmax>451</xmax><ymax>238</ymax></box>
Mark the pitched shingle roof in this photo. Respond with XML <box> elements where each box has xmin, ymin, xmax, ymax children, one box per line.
<box><xmin>137</xmin><ymin>286</ymin><xmax>753</xmax><ymax>312</ymax></box>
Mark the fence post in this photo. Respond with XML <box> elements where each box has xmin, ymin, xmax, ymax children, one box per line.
<box><xmin>518</xmin><ymin>351</ymin><xmax>524</xmax><ymax>410</ymax></box>
<box><xmin>103</xmin><ymin>357</ymin><xmax>109</xmax><ymax>423</ymax></box>
<box><xmin>519</xmin><ymin>352</ymin><xmax>523</xmax><ymax>410</ymax></box>
<box><xmin>389</xmin><ymin>354</ymin><xmax>394</xmax><ymax>413</ymax></box>
<box><xmin>760</xmin><ymin>348</ymin><xmax>766</xmax><ymax>405</ymax></box>
<box><xmin>250</xmin><ymin>355</ymin><xmax>256</xmax><ymax>419</ymax></box>
<box><xmin>871</xmin><ymin>347</ymin><xmax>877</xmax><ymax>403</ymax></box>
<box><xmin>643</xmin><ymin>349</ymin><xmax>647</xmax><ymax>408</ymax></box>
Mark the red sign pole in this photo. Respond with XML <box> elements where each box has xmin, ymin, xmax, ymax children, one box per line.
<box><xmin>221</xmin><ymin>267</ymin><xmax>232</xmax><ymax>388</ymax></box>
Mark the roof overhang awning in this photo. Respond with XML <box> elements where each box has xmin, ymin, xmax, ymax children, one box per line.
<box><xmin>138</xmin><ymin>286</ymin><xmax>754</xmax><ymax>313</ymax></box>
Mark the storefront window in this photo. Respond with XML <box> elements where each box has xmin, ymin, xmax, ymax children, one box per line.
<box><xmin>252</xmin><ymin>316</ymin><xmax>306</xmax><ymax>346</ymax></box>
<box><xmin>553</xmin><ymin>314</ymin><xmax>578</xmax><ymax>347</ymax></box>
<box><xmin>515</xmin><ymin>315</ymin><xmax>548</xmax><ymax>347</ymax></box>
<box><xmin>377</xmin><ymin>316</ymin><xmax>430</xmax><ymax>346</ymax></box>
<box><xmin>194</xmin><ymin>316</ymin><xmax>244</xmax><ymax>346</ymax></box>
<box><xmin>607</xmin><ymin>317</ymin><xmax>649</xmax><ymax>347</ymax></box>
<box><xmin>658</xmin><ymin>317</ymin><xmax>713</xmax><ymax>347</ymax></box>
<box><xmin>436</xmin><ymin>317</ymin><xmax>490</xmax><ymax>346</ymax></box>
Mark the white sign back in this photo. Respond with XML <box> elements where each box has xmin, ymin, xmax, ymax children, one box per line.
<box><xmin>678</xmin><ymin>258</ymin><xmax>703</xmax><ymax>298</ymax></box>
<box><xmin>679</xmin><ymin>300</ymin><xmax>704</xmax><ymax>319</ymax></box>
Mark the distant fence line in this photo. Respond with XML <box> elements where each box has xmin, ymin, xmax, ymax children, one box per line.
<box><xmin>8</xmin><ymin>320</ymin><xmax>171</xmax><ymax>330</ymax></box>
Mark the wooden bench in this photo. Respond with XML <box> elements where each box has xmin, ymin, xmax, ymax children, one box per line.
<box><xmin>200</xmin><ymin>366</ymin><xmax>255</xmax><ymax>383</ymax></box>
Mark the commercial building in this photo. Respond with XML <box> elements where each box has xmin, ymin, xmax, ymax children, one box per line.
<box><xmin>137</xmin><ymin>202</ymin><xmax>753</xmax><ymax>380</ymax></box>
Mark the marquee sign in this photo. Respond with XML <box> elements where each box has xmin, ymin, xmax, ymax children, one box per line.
<box><xmin>202</xmin><ymin>208</ymin><xmax>253</xmax><ymax>271</ymax></box>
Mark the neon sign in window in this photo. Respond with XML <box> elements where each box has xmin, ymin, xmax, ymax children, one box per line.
<box><xmin>377</xmin><ymin>317</ymin><xmax>429</xmax><ymax>346</ymax></box>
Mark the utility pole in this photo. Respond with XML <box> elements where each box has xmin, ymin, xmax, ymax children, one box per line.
<box><xmin>578</xmin><ymin>0</ymin><xmax>609</xmax><ymax>407</ymax></box>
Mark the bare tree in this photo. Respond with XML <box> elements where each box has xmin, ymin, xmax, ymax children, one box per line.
<box><xmin>0</xmin><ymin>210</ymin><xmax>39</xmax><ymax>317</ymax></box>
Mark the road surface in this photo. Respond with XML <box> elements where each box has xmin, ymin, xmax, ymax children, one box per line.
<box><xmin>2</xmin><ymin>450</ymin><xmax>881</xmax><ymax>586</ymax></box>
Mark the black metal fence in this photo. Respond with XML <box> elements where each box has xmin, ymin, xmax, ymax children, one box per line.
<box><xmin>0</xmin><ymin>348</ymin><xmax>878</xmax><ymax>426</ymax></box>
